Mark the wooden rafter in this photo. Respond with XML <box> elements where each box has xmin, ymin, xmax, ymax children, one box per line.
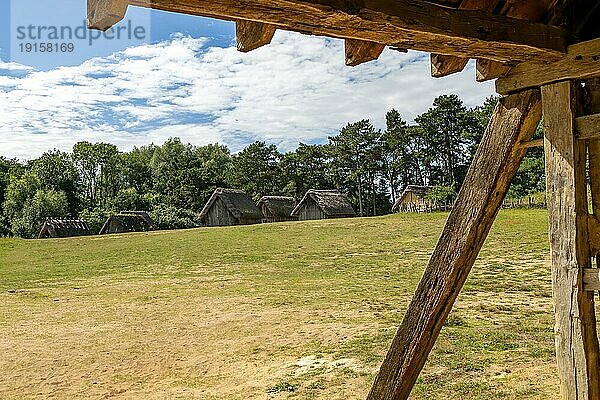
<box><xmin>497</xmin><ymin>38</ymin><xmax>600</xmax><ymax>95</ymax></box>
<box><xmin>367</xmin><ymin>89</ymin><xmax>542</xmax><ymax>400</ymax></box>
<box><xmin>88</xmin><ymin>0</ymin><xmax>569</xmax><ymax>63</ymax></box>
<box><xmin>87</xmin><ymin>0</ymin><xmax>129</xmax><ymax>31</ymax></box>
<box><xmin>236</xmin><ymin>20</ymin><xmax>277</xmax><ymax>52</ymax></box>
<box><xmin>429</xmin><ymin>0</ymin><xmax>501</xmax><ymax>78</ymax></box>
<box><xmin>345</xmin><ymin>39</ymin><xmax>385</xmax><ymax>67</ymax></box>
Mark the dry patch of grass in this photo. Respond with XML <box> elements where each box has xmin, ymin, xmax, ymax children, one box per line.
<box><xmin>0</xmin><ymin>210</ymin><xmax>559</xmax><ymax>399</ymax></box>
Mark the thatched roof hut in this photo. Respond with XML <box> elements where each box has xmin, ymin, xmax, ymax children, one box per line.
<box><xmin>99</xmin><ymin>211</ymin><xmax>157</xmax><ymax>235</ymax></box>
<box><xmin>392</xmin><ymin>185</ymin><xmax>434</xmax><ymax>213</ymax></box>
<box><xmin>38</xmin><ymin>219</ymin><xmax>92</xmax><ymax>239</ymax></box>
<box><xmin>291</xmin><ymin>189</ymin><xmax>356</xmax><ymax>221</ymax></box>
<box><xmin>256</xmin><ymin>196</ymin><xmax>298</xmax><ymax>223</ymax></box>
<box><xmin>199</xmin><ymin>188</ymin><xmax>263</xmax><ymax>227</ymax></box>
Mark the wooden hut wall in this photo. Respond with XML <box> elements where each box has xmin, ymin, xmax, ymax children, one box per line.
<box><xmin>297</xmin><ymin>197</ymin><xmax>326</xmax><ymax>221</ymax></box>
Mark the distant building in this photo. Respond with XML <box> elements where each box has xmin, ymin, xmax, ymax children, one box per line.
<box><xmin>99</xmin><ymin>211</ymin><xmax>157</xmax><ymax>235</ymax></box>
<box><xmin>392</xmin><ymin>185</ymin><xmax>435</xmax><ymax>213</ymax></box>
<box><xmin>38</xmin><ymin>219</ymin><xmax>92</xmax><ymax>239</ymax></box>
<box><xmin>199</xmin><ymin>188</ymin><xmax>263</xmax><ymax>227</ymax></box>
<box><xmin>256</xmin><ymin>196</ymin><xmax>298</xmax><ymax>223</ymax></box>
<box><xmin>291</xmin><ymin>189</ymin><xmax>356</xmax><ymax>221</ymax></box>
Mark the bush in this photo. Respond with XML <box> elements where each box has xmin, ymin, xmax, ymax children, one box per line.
<box><xmin>10</xmin><ymin>189</ymin><xmax>68</xmax><ymax>238</ymax></box>
<box><xmin>79</xmin><ymin>208</ymin><xmax>114</xmax><ymax>235</ymax></box>
<box><xmin>426</xmin><ymin>185</ymin><xmax>456</xmax><ymax>205</ymax></box>
<box><xmin>150</xmin><ymin>204</ymin><xmax>199</xmax><ymax>230</ymax></box>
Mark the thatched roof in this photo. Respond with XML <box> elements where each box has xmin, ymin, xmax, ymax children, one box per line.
<box><xmin>38</xmin><ymin>219</ymin><xmax>92</xmax><ymax>239</ymax></box>
<box><xmin>199</xmin><ymin>188</ymin><xmax>263</xmax><ymax>221</ymax></box>
<box><xmin>392</xmin><ymin>185</ymin><xmax>434</xmax><ymax>212</ymax></box>
<box><xmin>291</xmin><ymin>189</ymin><xmax>356</xmax><ymax>217</ymax></box>
<box><xmin>256</xmin><ymin>196</ymin><xmax>297</xmax><ymax>218</ymax></box>
<box><xmin>99</xmin><ymin>212</ymin><xmax>157</xmax><ymax>235</ymax></box>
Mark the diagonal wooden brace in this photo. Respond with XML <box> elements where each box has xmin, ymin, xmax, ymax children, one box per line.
<box><xmin>367</xmin><ymin>89</ymin><xmax>542</xmax><ymax>400</ymax></box>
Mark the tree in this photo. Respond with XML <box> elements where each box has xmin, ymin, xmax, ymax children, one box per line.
<box><xmin>228</xmin><ymin>141</ymin><xmax>281</xmax><ymax>200</ymax></box>
<box><xmin>415</xmin><ymin>95</ymin><xmax>479</xmax><ymax>189</ymax></box>
<box><xmin>280</xmin><ymin>144</ymin><xmax>333</xmax><ymax>199</ymax></box>
<box><xmin>31</xmin><ymin>150</ymin><xmax>79</xmax><ymax>215</ymax></box>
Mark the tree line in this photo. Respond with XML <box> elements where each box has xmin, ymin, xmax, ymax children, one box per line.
<box><xmin>0</xmin><ymin>94</ymin><xmax>546</xmax><ymax>238</ymax></box>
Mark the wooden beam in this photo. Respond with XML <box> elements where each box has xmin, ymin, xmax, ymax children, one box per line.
<box><xmin>497</xmin><ymin>38</ymin><xmax>600</xmax><ymax>95</ymax></box>
<box><xmin>125</xmin><ymin>0</ymin><xmax>567</xmax><ymax>63</ymax></box>
<box><xmin>476</xmin><ymin>59</ymin><xmax>512</xmax><ymax>82</ymax></box>
<box><xmin>542</xmin><ymin>80</ymin><xmax>600</xmax><ymax>400</ymax></box>
<box><xmin>583</xmin><ymin>268</ymin><xmax>600</xmax><ymax>291</ymax></box>
<box><xmin>345</xmin><ymin>39</ymin><xmax>385</xmax><ymax>66</ymax></box>
<box><xmin>429</xmin><ymin>0</ymin><xmax>501</xmax><ymax>78</ymax></box>
<box><xmin>519</xmin><ymin>138</ymin><xmax>544</xmax><ymax>148</ymax></box>
<box><xmin>367</xmin><ymin>89</ymin><xmax>542</xmax><ymax>400</ymax></box>
<box><xmin>576</xmin><ymin>113</ymin><xmax>600</xmax><ymax>140</ymax></box>
<box><xmin>430</xmin><ymin>54</ymin><xmax>469</xmax><ymax>78</ymax></box>
<box><xmin>236</xmin><ymin>20</ymin><xmax>277</xmax><ymax>52</ymax></box>
<box><xmin>87</xmin><ymin>0</ymin><xmax>129</xmax><ymax>31</ymax></box>
<box><xmin>588</xmin><ymin>215</ymin><xmax>600</xmax><ymax>256</ymax></box>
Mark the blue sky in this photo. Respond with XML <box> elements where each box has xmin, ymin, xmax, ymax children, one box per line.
<box><xmin>0</xmin><ymin>0</ymin><xmax>495</xmax><ymax>160</ymax></box>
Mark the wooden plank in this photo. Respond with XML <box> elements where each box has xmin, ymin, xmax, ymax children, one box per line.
<box><xmin>519</xmin><ymin>138</ymin><xmax>544</xmax><ymax>148</ymax></box>
<box><xmin>576</xmin><ymin>113</ymin><xmax>600</xmax><ymax>140</ymax></box>
<box><xmin>542</xmin><ymin>80</ymin><xmax>600</xmax><ymax>400</ymax></box>
<box><xmin>87</xmin><ymin>0</ymin><xmax>129</xmax><ymax>31</ymax></box>
<box><xmin>367</xmin><ymin>89</ymin><xmax>542</xmax><ymax>400</ymax></box>
<box><xmin>583</xmin><ymin>268</ymin><xmax>600</xmax><ymax>291</ymax></box>
<box><xmin>430</xmin><ymin>54</ymin><xmax>469</xmax><ymax>78</ymax></box>
<box><xmin>476</xmin><ymin>59</ymin><xmax>512</xmax><ymax>82</ymax></box>
<box><xmin>345</xmin><ymin>39</ymin><xmax>385</xmax><ymax>66</ymax></box>
<box><xmin>429</xmin><ymin>0</ymin><xmax>502</xmax><ymax>78</ymax></box>
<box><xmin>588</xmin><ymin>215</ymin><xmax>600</xmax><ymax>256</ymax></box>
<box><xmin>236</xmin><ymin>20</ymin><xmax>277</xmax><ymax>52</ymax></box>
<box><xmin>124</xmin><ymin>0</ymin><xmax>567</xmax><ymax>63</ymax></box>
<box><xmin>497</xmin><ymin>38</ymin><xmax>600</xmax><ymax>95</ymax></box>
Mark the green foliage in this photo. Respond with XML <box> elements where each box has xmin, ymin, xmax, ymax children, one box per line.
<box><xmin>227</xmin><ymin>141</ymin><xmax>281</xmax><ymax>200</ymax></box>
<box><xmin>79</xmin><ymin>208</ymin><xmax>114</xmax><ymax>235</ymax></box>
<box><xmin>425</xmin><ymin>185</ymin><xmax>456</xmax><ymax>204</ymax></box>
<box><xmin>150</xmin><ymin>204</ymin><xmax>198</xmax><ymax>230</ymax></box>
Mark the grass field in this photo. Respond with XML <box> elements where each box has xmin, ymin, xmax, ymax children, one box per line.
<box><xmin>0</xmin><ymin>210</ymin><xmax>560</xmax><ymax>399</ymax></box>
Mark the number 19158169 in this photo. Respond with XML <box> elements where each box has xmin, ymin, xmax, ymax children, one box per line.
<box><xmin>19</xmin><ymin>43</ymin><xmax>75</xmax><ymax>53</ymax></box>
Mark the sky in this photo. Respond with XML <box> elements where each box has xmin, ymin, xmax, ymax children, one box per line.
<box><xmin>0</xmin><ymin>0</ymin><xmax>495</xmax><ymax>160</ymax></box>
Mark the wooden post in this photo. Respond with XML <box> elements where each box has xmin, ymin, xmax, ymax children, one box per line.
<box><xmin>367</xmin><ymin>89</ymin><xmax>542</xmax><ymax>400</ymax></box>
<box><xmin>87</xmin><ymin>0</ymin><xmax>129</xmax><ymax>31</ymax></box>
<box><xmin>542</xmin><ymin>80</ymin><xmax>600</xmax><ymax>400</ymax></box>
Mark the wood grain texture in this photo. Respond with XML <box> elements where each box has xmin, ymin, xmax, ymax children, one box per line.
<box><xmin>236</xmin><ymin>20</ymin><xmax>276</xmax><ymax>52</ymax></box>
<box><xmin>583</xmin><ymin>267</ymin><xmax>600</xmax><ymax>290</ymax></box>
<box><xmin>476</xmin><ymin>59</ymin><xmax>512</xmax><ymax>81</ymax></box>
<box><xmin>542</xmin><ymin>81</ymin><xmax>600</xmax><ymax>400</ymax></box>
<box><xmin>429</xmin><ymin>0</ymin><xmax>501</xmax><ymax>78</ymax></box>
<box><xmin>497</xmin><ymin>38</ymin><xmax>600</xmax><ymax>95</ymax></box>
<box><xmin>430</xmin><ymin>54</ymin><xmax>469</xmax><ymax>78</ymax></box>
<box><xmin>345</xmin><ymin>39</ymin><xmax>385</xmax><ymax>66</ymax></box>
<box><xmin>126</xmin><ymin>0</ymin><xmax>567</xmax><ymax>63</ymax></box>
<box><xmin>367</xmin><ymin>89</ymin><xmax>542</xmax><ymax>400</ymax></box>
<box><xmin>576</xmin><ymin>113</ymin><xmax>600</xmax><ymax>140</ymax></box>
<box><xmin>87</xmin><ymin>0</ymin><xmax>129</xmax><ymax>31</ymax></box>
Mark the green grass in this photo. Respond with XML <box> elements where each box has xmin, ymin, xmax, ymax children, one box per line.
<box><xmin>0</xmin><ymin>210</ymin><xmax>559</xmax><ymax>399</ymax></box>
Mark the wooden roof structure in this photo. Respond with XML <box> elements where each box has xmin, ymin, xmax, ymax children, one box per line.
<box><xmin>88</xmin><ymin>1</ymin><xmax>600</xmax><ymax>399</ymax></box>
<box><xmin>38</xmin><ymin>218</ymin><xmax>92</xmax><ymax>239</ymax></box>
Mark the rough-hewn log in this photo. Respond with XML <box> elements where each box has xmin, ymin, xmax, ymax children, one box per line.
<box><xmin>583</xmin><ymin>267</ymin><xmax>600</xmax><ymax>291</ymax></box>
<box><xmin>87</xmin><ymin>0</ymin><xmax>129</xmax><ymax>31</ymax></box>
<box><xmin>430</xmin><ymin>55</ymin><xmax>469</xmax><ymax>78</ymax></box>
<box><xmin>588</xmin><ymin>216</ymin><xmax>600</xmax><ymax>256</ymax></box>
<box><xmin>125</xmin><ymin>0</ymin><xmax>567</xmax><ymax>63</ymax></box>
<box><xmin>497</xmin><ymin>38</ymin><xmax>600</xmax><ymax>95</ymax></box>
<box><xmin>519</xmin><ymin>138</ymin><xmax>544</xmax><ymax>148</ymax></box>
<box><xmin>236</xmin><ymin>20</ymin><xmax>277</xmax><ymax>52</ymax></box>
<box><xmin>367</xmin><ymin>89</ymin><xmax>542</xmax><ymax>400</ymax></box>
<box><xmin>476</xmin><ymin>59</ymin><xmax>512</xmax><ymax>82</ymax></box>
<box><xmin>345</xmin><ymin>39</ymin><xmax>385</xmax><ymax>66</ymax></box>
<box><xmin>576</xmin><ymin>113</ymin><xmax>600</xmax><ymax>140</ymax></box>
<box><xmin>429</xmin><ymin>0</ymin><xmax>501</xmax><ymax>78</ymax></box>
<box><xmin>542</xmin><ymin>80</ymin><xmax>600</xmax><ymax>400</ymax></box>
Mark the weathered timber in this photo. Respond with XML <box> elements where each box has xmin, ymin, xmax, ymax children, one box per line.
<box><xmin>124</xmin><ymin>0</ymin><xmax>567</xmax><ymax>63</ymax></box>
<box><xmin>429</xmin><ymin>0</ymin><xmax>501</xmax><ymax>78</ymax></box>
<box><xmin>576</xmin><ymin>113</ymin><xmax>600</xmax><ymax>140</ymax></box>
<box><xmin>497</xmin><ymin>38</ymin><xmax>600</xmax><ymax>95</ymax></box>
<box><xmin>583</xmin><ymin>267</ymin><xmax>600</xmax><ymax>290</ymax></box>
<box><xmin>519</xmin><ymin>138</ymin><xmax>544</xmax><ymax>148</ymax></box>
<box><xmin>87</xmin><ymin>0</ymin><xmax>129</xmax><ymax>31</ymax></box>
<box><xmin>542</xmin><ymin>81</ymin><xmax>600</xmax><ymax>400</ymax></box>
<box><xmin>588</xmin><ymin>215</ymin><xmax>600</xmax><ymax>256</ymax></box>
<box><xmin>236</xmin><ymin>20</ymin><xmax>277</xmax><ymax>52</ymax></box>
<box><xmin>345</xmin><ymin>39</ymin><xmax>385</xmax><ymax>66</ymax></box>
<box><xmin>430</xmin><ymin>54</ymin><xmax>469</xmax><ymax>78</ymax></box>
<box><xmin>476</xmin><ymin>59</ymin><xmax>512</xmax><ymax>82</ymax></box>
<box><xmin>367</xmin><ymin>89</ymin><xmax>542</xmax><ymax>400</ymax></box>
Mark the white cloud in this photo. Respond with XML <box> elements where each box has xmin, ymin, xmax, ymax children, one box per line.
<box><xmin>0</xmin><ymin>32</ymin><xmax>494</xmax><ymax>160</ymax></box>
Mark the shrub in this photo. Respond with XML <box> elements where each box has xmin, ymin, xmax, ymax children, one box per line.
<box><xmin>150</xmin><ymin>204</ymin><xmax>198</xmax><ymax>230</ymax></box>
